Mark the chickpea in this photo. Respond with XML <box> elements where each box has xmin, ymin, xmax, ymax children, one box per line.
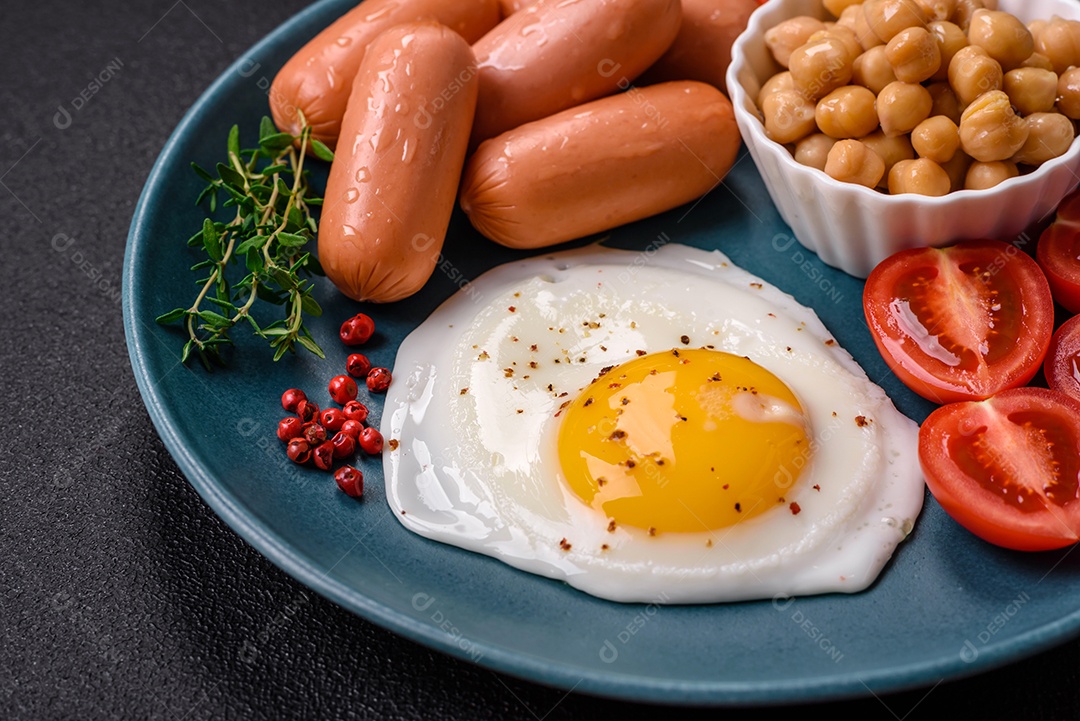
<box><xmin>913</xmin><ymin>0</ymin><xmax>956</xmax><ymax>22</ymax></box>
<box><xmin>762</xmin><ymin>89</ymin><xmax>818</xmax><ymax>144</ymax></box>
<box><xmin>758</xmin><ymin>71</ymin><xmax>796</xmax><ymax>108</ymax></box>
<box><xmin>816</xmin><ymin>85</ymin><xmax>880</xmax><ymax>138</ymax></box>
<box><xmin>1059</xmin><ymin>67</ymin><xmax>1080</xmax><ymax>119</ymax></box>
<box><xmin>789</xmin><ymin>36</ymin><xmax>855</xmax><ymax>100</ymax></box>
<box><xmin>1028</xmin><ymin>19</ymin><xmax>1048</xmax><ymax>47</ymax></box>
<box><xmin>941</xmin><ymin>149</ymin><xmax>974</xmax><ymax>190</ymax></box>
<box><xmin>888</xmin><ymin>158</ymin><xmax>952</xmax><ymax>195</ymax></box>
<box><xmin>809</xmin><ymin>26</ymin><xmax>862</xmax><ymax>66</ymax></box>
<box><xmin>928</xmin><ymin>21</ymin><xmax>969</xmax><ymax>81</ymax></box>
<box><xmin>1003</xmin><ymin>67</ymin><xmax>1058</xmax><ymax>116</ymax></box>
<box><xmin>964</xmin><ymin>160</ymin><xmax>1018</xmax><ymax>189</ymax></box>
<box><xmin>886</xmin><ymin>26</ymin><xmax>941</xmax><ymax>83</ymax></box>
<box><xmin>765</xmin><ymin>16</ymin><xmax>828</xmax><ymax>68</ymax></box>
<box><xmin>927</xmin><ymin>82</ymin><xmax>962</xmax><ymax>123</ymax></box>
<box><xmin>836</xmin><ymin>5</ymin><xmax>863</xmax><ymax>32</ymax></box>
<box><xmin>911</xmin><ymin>115</ymin><xmax>960</xmax><ymax>162</ymax></box>
<box><xmin>877</xmin><ymin>81</ymin><xmax>933</xmax><ymax>136</ymax></box>
<box><xmin>958</xmin><ymin>90</ymin><xmax>1029</xmax><ymax>161</ymax></box>
<box><xmin>824</xmin><ymin>139</ymin><xmax>886</xmax><ymax>187</ymax></box>
<box><xmin>967</xmin><ymin>10</ymin><xmax>1034</xmax><ymax>71</ymax></box>
<box><xmin>950</xmin><ymin>0</ymin><xmax>986</xmax><ymax>32</ymax></box>
<box><xmin>863</xmin><ymin>0</ymin><xmax>929</xmax><ymax>44</ymax></box>
<box><xmin>794</xmin><ymin>133</ymin><xmax>838</xmax><ymax>170</ymax></box>
<box><xmin>1020</xmin><ymin>52</ymin><xmax>1054</xmax><ymax>71</ymax></box>
<box><xmin>948</xmin><ymin>45</ymin><xmax>1003</xmax><ymax>105</ymax></box>
<box><xmin>853</xmin><ymin>5</ymin><xmax>886</xmax><ymax>50</ymax></box>
<box><xmin>1011</xmin><ymin>112</ymin><xmax>1076</xmax><ymax>165</ymax></box>
<box><xmin>1034</xmin><ymin>16</ymin><xmax>1080</xmax><ymax>75</ymax></box>
<box><xmin>824</xmin><ymin>0</ymin><xmax>864</xmax><ymax>18</ymax></box>
<box><xmin>862</xmin><ymin>131</ymin><xmax>916</xmax><ymax>186</ymax></box>
<box><xmin>852</xmin><ymin>47</ymin><xmax>899</xmax><ymax>94</ymax></box>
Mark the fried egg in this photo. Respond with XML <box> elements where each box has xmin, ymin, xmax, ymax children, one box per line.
<box><xmin>382</xmin><ymin>244</ymin><xmax>923</xmax><ymax>604</ymax></box>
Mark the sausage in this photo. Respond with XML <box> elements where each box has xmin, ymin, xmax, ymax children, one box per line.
<box><xmin>460</xmin><ymin>81</ymin><xmax>740</xmax><ymax>249</ymax></box>
<box><xmin>270</xmin><ymin>0</ymin><xmax>498</xmax><ymax>148</ymax></box>
<box><xmin>496</xmin><ymin>0</ymin><xmax>532</xmax><ymax>18</ymax></box>
<box><xmin>637</xmin><ymin>0</ymin><xmax>759</xmax><ymax>94</ymax></box>
<box><xmin>318</xmin><ymin>23</ymin><xmax>479</xmax><ymax>303</ymax></box>
<box><xmin>469</xmin><ymin>0</ymin><xmax>682</xmax><ymax>144</ymax></box>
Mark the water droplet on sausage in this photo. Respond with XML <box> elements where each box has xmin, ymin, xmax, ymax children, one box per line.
<box><xmin>355</xmin><ymin>166</ymin><xmax>371</xmax><ymax>183</ymax></box>
<box><xmin>341</xmin><ymin>224</ymin><xmax>359</xmax><ymax>237</ymax></box>
<box><xmin>335</xmin><ymin>36</ymin><xmax>351</xmax><ymax>47</ymax></box>
<box><xmin>343</xmin><ymin>188</ymin><xmax>360</xmax><ymax>204</ymax></box>
<box><xmin>606</xmin><ymin>19</ymin><xmax>626</xmax><ymax>40</ymax></box>
<box><xmin>377</xmin><ymin>70</ymin><xmax>393</xmax><ymax>94</ymax></box>
<box><xmin>364</xmin><ymin>4</ymin><xmax>393</xmax><ymax>22</ymax></box>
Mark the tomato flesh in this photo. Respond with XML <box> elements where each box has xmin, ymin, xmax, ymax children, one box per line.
<box><xmin>864</xmin><ymin>240</ymin><xmax>1055</xmax><ymax>403</ymax></box>
<box><xmin>1046</xmin><ymin>314</ymin><xmax>1080</xmax><ymax>403</ymax></box>
<box><xmin>919</xmin><ymin>387</ymin><xmax>1080</xmax><ymax>551</ymax></box>
<box><xmin>1037</xmin><ymin>191</ymin><xmax>1080</xmax><ymax>314</ymax></box>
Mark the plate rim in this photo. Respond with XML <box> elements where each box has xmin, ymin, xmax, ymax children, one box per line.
<box><xmin>121</xmin><ymin>0</ymin><xmax>1080</xmax><ymax>705</ymax></box>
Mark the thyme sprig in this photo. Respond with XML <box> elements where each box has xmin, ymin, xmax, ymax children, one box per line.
<box><xmin>156</xmin><ymin>115</ymin><xmax>335</xmax><ymax>368</ymax></box>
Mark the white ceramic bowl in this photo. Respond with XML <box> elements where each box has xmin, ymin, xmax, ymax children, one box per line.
<box><xmin>726</xmin><ymin>0</ymin><xmax>1080</xmax><ymax>278</ymax></box>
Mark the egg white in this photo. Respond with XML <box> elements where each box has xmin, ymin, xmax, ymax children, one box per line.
<box><xmin>382</xmin><ymin>244</ymin><xmax>924</xmax><ymax>603</ymax></box>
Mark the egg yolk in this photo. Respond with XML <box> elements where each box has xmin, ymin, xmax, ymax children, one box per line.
<box><xmin>557</xmin><ymin>349</ymin><xmax>811</xmax><ymax>534</ymax></box>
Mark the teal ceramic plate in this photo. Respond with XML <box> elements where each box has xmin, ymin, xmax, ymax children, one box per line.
<box><xmin>123</xmin><ymin>0</ymin><xmax>1080</xmax><ymax>704</ymax></box>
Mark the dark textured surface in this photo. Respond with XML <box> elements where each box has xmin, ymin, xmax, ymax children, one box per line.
<box><xmin>5</xmin><ymin>0</ymin><xmax>1080</xmax><ymax>718</ymax></box>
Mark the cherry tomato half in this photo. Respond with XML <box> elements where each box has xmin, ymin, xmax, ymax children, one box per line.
<box><xmin>863</xmin><ymin>240</ymin><xmax>1055</xmax><ymax>403</ymax></box>
<box><xmin>1036</xmin><ymin>190</ymin><xmax>1080</xmax><ymax>313</ymax></box>
<box><xmin>1046</xmin><ymin>315</ymin><xmax>1080</xmax><ymax>403</ymax></box>
<box><xmin>919</xmin><ymin>387</ymin><xmax>1080</xmax><ymax>551</ymax></box>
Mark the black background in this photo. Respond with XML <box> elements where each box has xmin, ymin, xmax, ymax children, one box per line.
<box><xmin>5</xmin><ymin>1</ymin><xmax>1080</xmax><ymax>718</ymax></box>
